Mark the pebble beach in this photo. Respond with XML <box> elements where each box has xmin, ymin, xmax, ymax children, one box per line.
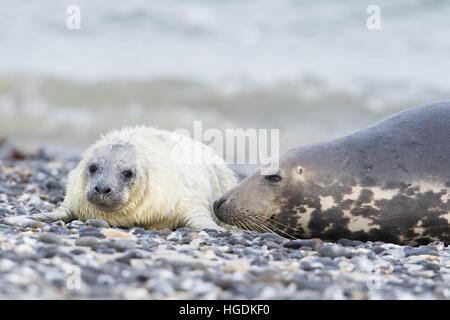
<box><xmin>1</xmin><ymin>141</ymin><xmax>449</xmax><ymax>300</ymax></box>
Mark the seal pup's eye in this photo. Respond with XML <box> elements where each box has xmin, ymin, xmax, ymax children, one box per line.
<box><xmin>265</xmin><ymin>174</ymin><xmax>282</xmax><ymax>183</ymax></box>
<box><xmin>122</xmin><ymin>170</ymin><xmax>133</xmax><ymax>179</ymax></box>
<box><xmin>89</xmin><ymin>165</ymin><xmax>98</xmax><ymax>174</ymax></box>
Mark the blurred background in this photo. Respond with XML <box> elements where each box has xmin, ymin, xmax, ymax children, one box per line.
<box><xmin>0</xmin><ymin>0</ymin><xmax>449</xmax><ymax>155</ymax></box>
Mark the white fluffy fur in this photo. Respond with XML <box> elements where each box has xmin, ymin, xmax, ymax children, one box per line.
<box><xmin>5</xmin><ymin>127</ymin><xmax>237</xmax><ymax>230</ymax></box>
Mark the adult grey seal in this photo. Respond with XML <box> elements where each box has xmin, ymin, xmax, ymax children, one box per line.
<box><xmin>213</xmin><ymin>101</ymin><xmax>450</xmax><ymax>245</ymax></box>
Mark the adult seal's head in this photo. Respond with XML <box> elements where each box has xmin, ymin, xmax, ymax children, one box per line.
<box><xmin>213</xmin><ymin>155</ymin><xmax>310</xmax><ymax>238</ymax></box>
<box><xmin>215</xmin><ymin>102</ymin><xmax>450</xmax><ymax>245</ymax></box>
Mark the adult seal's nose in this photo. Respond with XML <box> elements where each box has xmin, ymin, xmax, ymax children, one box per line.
<box><xmin>213</xmin><ymin>197</ymin><xmax>227</xmax><ymax>211</ymax></box>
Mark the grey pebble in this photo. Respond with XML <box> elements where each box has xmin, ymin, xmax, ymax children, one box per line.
<box><xmin>46</xmin><ymin>225</ymin><xmax>68</xmax><ymax>235</ymax></box>
<box><xmin>105</xmin><ymin>239</ymin><xmax>136</xmax><ymax>252</ymax></box>
<box><xmin>85</xmin><ymin>219</ymin><xmax>110</xmax><ymax>229</ymax></box>
<box><xmin>283</xmin><ymin>239</ymin><xmax>322</xmax><ymax>251</ymax></box>
<box><xmin>93</xmin><ymin>246</ymin><xmax>115</xmax><ymax>254</ymax></box>
<box><xmin>75</xmin><ymin>236</ymin><xmax>100</xmax><ymax>248</ymax></box>
<box><xmin>258</xmin><ymin>233</ymin><xmax>286</xmax><ymax>244</ymax></box>
<box><xmin>38</xmin><ymin>232</ymin><xmax>63</xmax><ymax>245</ymax></box>
<box><xmin>227</xmin><ymin>235</ymin><xmax>251</xmax><ymax>246</ymax></box>
<box><xmin>70</xmin><ymin>248</ymin><xmax>86</xmax><ymax>255</ymax></box>
<box><xmin>116</xmin><ymin>251</ymin><xmax>143</xmax><ymax>264</ymax></box>
<box><xmin>67</xmin><ymin>220</ymin><xmax>85</xmax><ymax>229</ymax></box>
<box><xmin>36</xmin><ymin>246</ymin><xmax>60</xmax><ymax>259</ymax></box>
<box><xmin>21</xmin><ymin>220</ymin><xmax>46</xmax><ymax>229</ymax></box>
<box><xmin>251</xmin><ymin>257</ymin><xmax>268</xmax><ymax>266</ymax></box>
<box><xmin>79</xmin><ymin>227</ymin><xmax>105</xmax><ymax>239</ymax></box>
<box><xmin>141</xmin><ymin>243</ymin><xmax>159</xmax><ymax>252</ymax></box>
<box><xmin>52</xmin><ymin>220</ymin><xmax>65</xmax><ymax>227</ymax></box>
<box><xmin>404</xmin><ymin>247</ymin><xmax>436</xmax><ymax>257</ymax></box>
<box><xmin>318</xmin><ymin>244</ymin><xmax>352</xmax><ymax>258</ymax></box>
<box><xmin>337</xmin><ymin>238</ymin><xmax>364</xmax><ymax>247</ymax></box>
<box><xmin>79</xmin><ymin>231</ymin><xmax>106</xmax><ymax>239</ymax></box>
<box><xmin>129</xmin><ymin>227</ymin><xmax>147</xmax><ymax>236</ymax></box>
<box><xmin>373</xmin><ymin>246</ymin><xmax>385</xmax><ymax>254</ymax></box>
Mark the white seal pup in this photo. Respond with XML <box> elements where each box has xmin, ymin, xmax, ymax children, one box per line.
<box><xmin>4</xmin><ymin>127</ymin><xmax>237</xmax><ymax>230</ymax></box>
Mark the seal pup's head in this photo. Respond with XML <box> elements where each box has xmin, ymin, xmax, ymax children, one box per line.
<box><xmin>83</xmin><ymin>143</ymin><xmax>138</xmax><ymax>211</ymax></box>
<box><xmin>213</xmin><ymin>155</ymin><xmax>309</xmax><ymax>237</ymax></box>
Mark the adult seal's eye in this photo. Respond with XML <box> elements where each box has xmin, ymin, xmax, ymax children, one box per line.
<box><xmin>265</xmin><ymin>174</ymin><xmax>282</xmax><ymax>183</ymax></box>
<box><xmin>89</xmin><ymin>165</ymin><xmax>98</xmax><ymax>174</ymax></box>
<box><xmin>122</xmin><ymin>170</ymin><xmax>133</xmax><ymax>179</ymax></box>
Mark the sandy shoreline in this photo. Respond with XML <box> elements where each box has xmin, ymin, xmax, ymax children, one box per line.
<box><xmin>0</xmin><ymin>141</ymin><xmax>449</xmax><ymax>299</ymax></box>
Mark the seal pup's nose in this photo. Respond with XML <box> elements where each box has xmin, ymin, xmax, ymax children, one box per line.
<box><xmin>94</xmin><ymin>185</ymin><xmax>113</xmax><ymax>196</ymax></box>
<box><xmin>213</xmin><ymin>197</ymin><xmax>227</xmax><ymax>211</ymax></box>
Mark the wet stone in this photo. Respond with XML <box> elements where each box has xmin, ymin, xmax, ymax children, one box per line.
<box><xmin>21</xmin><ymin>220</ymin><xmax>46</xmax><ymax>229</ymax></box>
<box><xmin>261</xmin><ymin>240</ymin><xmax>280</xmax><ymax>250</ymax></box>
<box><xmin>141</xmin><ymin>243</ymin><xmax>159</xmax><ymax>252</ymax></box>
<box><xmin>175</xmin><ymin>227</ymin><xmax>191</xmax><ymax>235</ymax></box>
<box><xmin>258</xmin><ymin>233</ymin><xmax>287</xmax><ymax>244</ymax></box>
<box><xmin>93</xmin><ymin>246</ymin><xmax>115</xmax><ymax>255</ymax></box>
<box><xmin>241</xmin><ymin>247</ymin><xmax>261</xmax><ymax>257</ymax></box>
<box><xmin>269</xmin><ymin>251</ymin><xmax>284</xmax><ymax>261</ymax></box>
<box><xmin>283</xmin><ymin>239</ymin><xmax>322</xmax><ymax>251</ymax></box>
<box><xmin>203</xmin><ymin>229</ymin><xmax>231</xmax><ymax>238</ymax></box>
<box><xmin>116</xmin><ymin>251</ymin><xmax>144</xmax><ymax>265</ymax></box>
<box><xmin>404</xmin><ymin>247</ymin><xmax>437</xmax><ymax>257</ymax></box>
<box><xmin>67</xmin><ymin>220</ymin><xmax>85</xmax><ymax>229</ymax></box>
<box><xmin>45</xmin><ymin>226</ymin><xmax>68</xmax><ymax>235</ymax></box>
<box><xmin>319</xmin><ymin>244</ymin><xmax>352</xmax><ymax>258</ymax></box>
<box><xmin>250</xmin><ymin>257</ymin><xmax>269</xmax><ymax>267</ymax></box>
<box><xmin>43</xmin><ymin>178</ymin><xmax>62</xmax><ymax>191</ymax></box>
<box><xmin>36</xmin><ymin>246</ymin><xmax>60</xmax><ymax>259</ymax></box>
<box><xmin>70</xmin><ymin>248</ymin><xmax>86</xmax><ymax>255</ymax></box>
<box><xmin>75</xmin><ymin>236</ymin><xmax>100</xmax><ymax>248</ymax></box>
<box><xmin>105</xmin><ymin>239</ymin><xmax>136</xmax><ymax>252</ymax></box>
<box><xmin>129</xmin><ymin>227</ymin><xmax>147</xmax><ymax>236</ymax></box>
<box><xmin>227</xmin><ymin>235</ymin><xmax>251</xmax><ymax>246</ymax></box>
<box><xmin>85</xmin><ymin>219</ymin><xmax>110</xmax><ymax>229</ymax></box>
<box><xmin>37</xmin><ymin>232</ymin><xmax>63</xmax><ymax>245</ymax></box>
<box><xmin>79</xmin><ymin>231</ymin><xmax>106</xmax><ymax>239</ymax></box>
<box><xmin>373</xmin><ymin>246</ymin><xmax>385</xmax><ymax>254</ymax></box>
<box><xmin>52</xmin><ymin>220</ymin><xmax>65</xmax><ymax>227</ymax></box>
<box><xmin>337</xmin><ymin>238</ymin><xmax>364</xmax><ymax>247</ymax></box>
<box><xmin>79</xmin><ymin>227</ymin><xmax>105</xmax><ymax>239</ymax></box>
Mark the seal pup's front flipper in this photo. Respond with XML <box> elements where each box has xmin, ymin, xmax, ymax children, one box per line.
<box><xmin>2</xmin><ymin>205</ymin><xmax>75</xmax><ymax>227</ymax></box>
<box><xmin>184</xmin><ymin>208</ymin><xmax>226</xmax><ymax>232</ymax></box>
